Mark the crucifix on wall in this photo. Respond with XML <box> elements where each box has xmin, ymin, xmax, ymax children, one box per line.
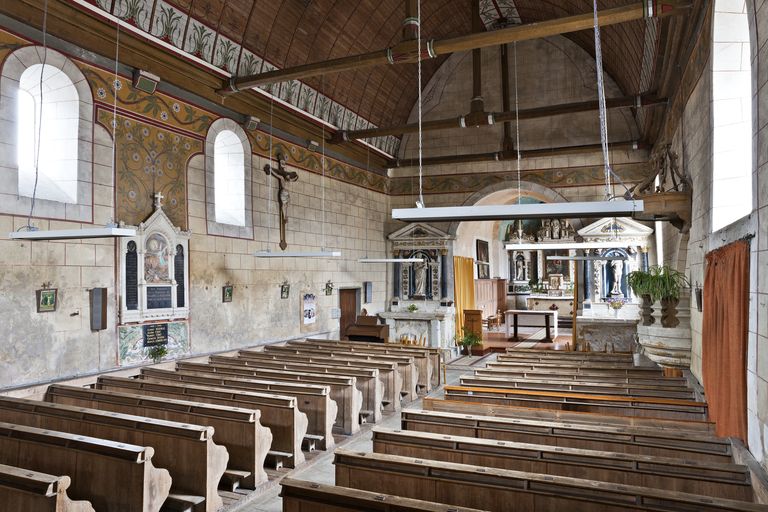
<box><xmin>263</xmin><ymin>153</ymin><xmax>298</xmax><ymax>250</ymax></box>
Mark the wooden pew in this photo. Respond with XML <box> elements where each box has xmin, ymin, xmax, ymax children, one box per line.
<box><xmin>371</xmin><ymin>428</ymin><xmax>753</xmax><ymax>501</ymax></box>
<box><xmin>0</xmin><ymin>395</ymin><xmax>228</xmax><ymax>511</ymax></box>
<box><xmin>140</xmin><ymin>367</ymin><xmax>336</xmax><ymax>451</ymax></box>
<box><xmin>253</xmin><ymin>346</ymin><xmax>420</xmax><ymax>401</ymax></box>
<box><xmin>225</xmin><ymin>351</ymin><xmax>402</xmax><ymax>413</ymax></box>
<box><xmin>444</xmin><ymin>385</ymin><xmax>709</xmax><ymax>421</ymax></box>
<box><xmin>291</xmin><ymin>339</ymin><xmax>436</xmax><ymax>392</ymax></box>
<box><xmin>488</xmin><ymin>360</ymin><xmax>667</xmax><ymax>376</ymax></box>
<box><xmin>279</xmin><ymin>478</ymin><xmax>488</xmax><ymax>512</ymax></box>
<box><xmin>0</xmin><ymin>421</ymin><xmax>171</xmax><ymax>512</ymax></box>
<box><xmin>303</xmin><ymin>337</ymin><xmax>442</xmax><ymax>387</ymax></box>
<box><xmin>46</xmin><ymin>384</ymin><xmax>271</xmax><ymax>488</ymax></box>
<box><xmin>422</xmin><ymin>397</ymin><xmax>716</xmax><ymax>434</ymax></box>
<box><xmin>96</xmin><ymin>376</ymin><xmax>308</xmax><ymax>468</ymax></box>
<box><xmin>0</xmin><ymin>464</ymin><xmax>95</xmax><ymax>512</ymax></box>
<box><xmin>473</xmin><ymin>367</ymin><xmax>690</xmax><ymax>387</ymax></box>
<box><xmin>184</xmin><ymin>361</ymin><xmax>362</xmax><ymax>435</ymax></box>
<box><xmin>458</xmin><ymin>375</ymin><xmax>698</xmax><ymax>400</ymax></box>
<box><xmin>496</xmin><ymin>354</ymin><xmax>637</xmax><ymax>368</ymax></box>
<box><xmin>333</xmin><ymin>449</ymin><xmax>766</xmax><ymax>512</ymax></box>
<box><xmin>221</xmin><ymin>353</ymin><xmax>383</xmax><ymax>422</ymax></box>
<box><xmin>504</xmin><ymin>348</ymin><xmax>634</xmax><ymax>360</ymax></box>
<box><xmin>400</xmin><ymin>409</ymin><xmax>732</xmax><ymax>462</ymax></box>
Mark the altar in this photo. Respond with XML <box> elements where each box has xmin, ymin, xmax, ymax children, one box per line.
<box><xmin>379</xmin><ymin>310</ymin><xmax>452</xmax><ymax>349</ymax></box>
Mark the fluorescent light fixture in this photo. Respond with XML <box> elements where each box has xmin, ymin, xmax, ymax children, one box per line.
<box><xmin>9</xmin><ymin>226</ymin><xmax>137</xmax><ymax>240</ymax></box>
<box><xmin>358</xmin><ymin>258</ymin><xmax>425</xmax><ymax>263</ymax></box>
<box><xmin>506</xmin><ymin>241</ymin><xmax>633</xmax><ymax>250</ymax></box>
<box><xmin>545</xmin><ymin>255</ymin><xmax>628</xmax><ymax>261</ymax></box>
<box><xmin>392</xmin><ymin>200</ymin><xmax>643</xmax><ymax>222</ymax></box>
<box><xmin>254</xmin><ymin>249</ymin><xmax>341</xmax><ymax>258</ymax></box>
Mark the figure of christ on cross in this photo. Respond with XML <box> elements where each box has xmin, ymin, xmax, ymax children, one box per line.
<box><xmin>263</xmin><ymin>153</ymin><xmax>298</xmax><ymax>250</ymax></box>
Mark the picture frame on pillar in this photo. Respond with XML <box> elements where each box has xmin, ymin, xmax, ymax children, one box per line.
<box><xmin>476</xmin><ymin>239</ymin><xmax>490</xmax><ymax>279</ymax></box>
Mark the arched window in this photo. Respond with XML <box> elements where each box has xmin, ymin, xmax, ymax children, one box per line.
<box><xmin>17</xmin><ymin>64</ymin><xmax>80</xmax><ymax>203</ymax></box>
<box><xmin>214</xmin><ymin>130</ymin><xmax>245</xmax><ymax>226</ymax></box>
<box><xmin>205</xmin><ymin>119</ymin><xmax>253</xmax><ymax>238</ymax></box>
<box><xmin>712</xmin><ymin>0</ymin><xmax>752</xmax><ymax>231</ymax></box>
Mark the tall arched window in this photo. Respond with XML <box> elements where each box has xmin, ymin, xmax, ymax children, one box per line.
<box><xmin>214</xmin><ymin>130</ymin><xmax>245</xmax><ymax>226</ymax></box>
<box><xmin>712</xmin><ymin>0</ymin><xmax>752</xmax><ymax>231</ymax></box>
<box><xmin>17</xmin><ymin>63</ymin><xmax>80</xmax><ymax>204</ymax></box>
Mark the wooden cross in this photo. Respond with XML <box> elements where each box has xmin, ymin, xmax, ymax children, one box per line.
<box><xmin>263</xmin><ymin>153</ymin><xmax>298</xmax><ymax>250</ymax></box>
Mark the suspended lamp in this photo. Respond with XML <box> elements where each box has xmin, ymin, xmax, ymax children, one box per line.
<box><xmin>11</xmin><ymin>225</ymin><xmax>136</xmax><ymax>240</ymax></box>
<box><xmin>506</xmin><ymin>240</ymin><xmax>636</xmax><ymax>251</ymax></box>
<box><xmin>545</xmin><ymin>255</ymin><xmax>628</xmax><ymax>261</ymax></box>
<box><xmin>255</xmin><ymin>249</ymin><xmax>341</xmax><ymax>258</ymax></box>
<box><xmin>358</xmin><ymin>257</ymin><xmax>424</xmax><ymax>263</ymax></box>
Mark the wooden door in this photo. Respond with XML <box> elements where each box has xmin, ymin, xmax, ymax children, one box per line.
<box><xmin>339</xmin><ymin>289</ymin><xmax>358</xmax><ymax>339</ymax></box>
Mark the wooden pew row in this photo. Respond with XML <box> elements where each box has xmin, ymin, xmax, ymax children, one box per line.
<box><xmin>474</xmin><ymin>367</ymin><xmax>690</xmax><ymax>387</ymax></box>
<box><xmin>97</xmin><ymin>376</ymin><xmax>308</xmax><ymax>468</ymax></box>
<box><xmin>279</xmin><ymin>478</ymin><xmax>488</xmax><ymax>512</ymax></box>
<box><xmin>488</xmin><ymin>360</ymin><xmax>666</xmax><ymax>376</ymax></box>
<box><xmin>189</xmin><ymin>360</ymin><xmax>362</xmax><ymax>435</ymax></box>
<box><xmin>289</xmin><ymin>339</ymin><xmax>435</xmax><ymax>392</ymax></box>
<box><xmin>333</xmin><ymin>450</ymin><xmax>767</xmax><ymax>512</ymax></box>
<box><xmin>46</xmin><ymin>385</ymin><xmax>271</xmax><ymax>488</ymax></box>
<box><xmin>0</xmin><ymin>464</ymin><xmax>95</xmax><ymax>512</ymax></box>
<box><xmin>504</xmin><ymin>348</ymin><xmax>634</xmax><ymax>360</ymax></box>
<box><xmin>0</xmin><ymin>395</ymin><xmax>227</xmax><ymax>512</ymax></box>
<box><xmin>251</xmin><ymin>346</ymin><xmax>419</xmax><ymax>402</ymax></box>
<box><xmin>459</xmin><ymin>375</ymin><xmax>698</xmax><ymax>400</ymax></box>
<box><xmin>220</xmin><ymin>353</ymin><xmax>384</xmax><ymax>422</ymax></box>
<box><xmin>371</xmin><ymin>427</ymin><xmax>753</xmax><ymax>501</ymax></box>
<box><xmin>444</xmin><ymin>385</ymin><xmax>708</xmax><ymax>420</ymax></box>
<box><xmin>0</xmin><ymin>421</ymin><xmax>171</xmax><ymax>512</ymax></box>
<box><xmin>496</xmin><ymin>355</ymin><xmax>637</xmax><ymax>368</ymax></box>
<box><xmin>400</xmin><ymin>410</ymin><xmax>731</xmax><ymax>462</ymax></box>
<box><xmin>422</xmin><ymin>397</ymin><xmax>717</xmax><ymax>434</ymax></box>
<box><xmin>303</xmin><ymin>337</ymin><xmax>442</xmax><ymax>388</ymax></box>
<box><xmin>141</xmin><ymin>368</ymin><xmax>336</xmax><ymax>451</ymax></box>
<box><xmin>226</xmin><ymin>351</ymin><xmax>402</xmax><ymax>413</ymax></box>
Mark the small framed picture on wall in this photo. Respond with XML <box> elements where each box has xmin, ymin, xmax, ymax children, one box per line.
<box><xmin>222</xmin><ymin>285</ymin><xmax>233</xmax><ymax>303</ymax></box>
<box><xmin>476</xmin><ymin>239</ymin><xmax>490</xmax><ymax>279</ymax></box>
<box><xmin>36</xmin><ymin>288</ymin><xmax>57</xmax><ymax>313</ymax></box>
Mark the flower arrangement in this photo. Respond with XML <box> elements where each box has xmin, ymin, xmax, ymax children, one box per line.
<box><xmin>146</xmin><ymin>345</ymin><xmax>168</xmax><ymax>363</ymax></box>
<box><xmin>607</xmin><ymin>297</ymin><xmax>627</xmax><ymax>310</ymax></box>
<box><xmin>407</xmin><ymin>304</ymin><xmax>419</xmax><ymax>312</ymax></box>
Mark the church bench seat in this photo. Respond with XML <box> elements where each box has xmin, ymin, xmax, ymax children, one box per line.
<box><xmin>371</xmin><ymin>427</ymin><xmax>753</xmax><ymax>501</ymax></box>
<box><xmin>421</xmin><ymin>397</ymin><xmax>717</xmax><ymax>434</ymax></box>
<box><xmin>473</xmin><ymin>367</ymin><xmax>690</xmax><ymax>387</ymax></box>
<box><xmin>227</xmin><ymin>352</ymin><xmax>384</xmax><ymax>423</ymax></box>
<box><xmin>459</xmin><ymin>375</ymin><xmax>698</xmax><ymax>400</ymax></box>
<box><xmin>487</xmin><ymin>360</ymin><xmax>668</xmax><ymax>375</ymax></box>
<box><xmin>302</xmin><ymin>337</ymin><xmax>442</xmax><ymax>388</ymax></box>
<box><xmin>288</xmin><ymin>339</ymin><xmax>435</xmax><ymax>392</ymax></box>
<box><xmin>0</xmin><ymin>463</ymin><xmax>95</xmax><ymax>512</ymax></box>
<box><xmin>258</xmin><ymin>345</ymin><xmax>419</xmax><ymax>402</ymax></box>
<box><xmin>0</xmin><ymin>421</ymin><xmax>171</xmax><ymax>512</ymax></box>
<box><xmin>226</xmin><ymin>350</ymin><xmax>402</xmax><ymax>413</ymax></box>
<box><xmin>0</xmin><ymin>395</ymin><xmax>228</xmax><ymax>512</ymax></box>
<box><xmin>188</xmin><ymin>360</ymin><xmax>362</xmax><ymax>435</ymax></box>
<box><xmin>333</xmin><ymin>449</ymin><xmax>766</xmax><ymax>512</ymax></box>
<box><xmin>96</xmin><ymin>376</ymin><xmax>308</xmax><ymax>468</ymax></box>
<box><xmin>45</xmin><ymin>384</ymin><xmax>271</xmax><ymax>489</ymax></box>
<box><xmin>140</xmin><ymin>367</ymin><xmax>336</xmax><ymax>451</ymax></box>
<box><xmin>444</xmin><ymin>385</ymin><xmax>708</xmax><ymax>420</ymax></box>
<box><xmin>400</xmin><ymin>409</ymin><xmax>731</xmax><ymax>462</ymax></box>
<box><xmin>504</xmin><ymin>348</ymin><xmax>635</xmax><ymax>360</ymax></box>
<box><xmin>496</xmin><ymin>354</ymin><xmax>638</xmax><ymax>368</ymax></box>
<box><xmin>279</xmin><ymin>478</ymin><xmax>488</xmax><ymax>512</ymax></box>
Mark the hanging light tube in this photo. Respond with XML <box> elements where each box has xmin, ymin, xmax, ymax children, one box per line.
<box><xmin>9</xmin><ymin>226</ymin><xmax>137</xmax><ymax>240</ymax></box>
<box><xmin>358</xmin><ymin>257</ymin><xmax>425</xmax><ymax>263</ymax></box>
<box><xmin>545</xmin><ymin>255</ymin><xmax>627</xmax><ymax>261</ymax></box>
<box><xmin>254</xmin><ymin>249</ymin><xmax>341</xmax><ymax>258</ymax></box>
<box><xmin>506</xmin><ymin>241</ymin><xmax>634</xmax><ymax>251</ymax></box>
<box><xmin>393</xmin><ymin>199</ymin><xmax>643</xmax><ymax>222</ymax></box>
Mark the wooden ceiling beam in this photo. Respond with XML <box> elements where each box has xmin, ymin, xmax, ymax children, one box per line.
<box><xmin>219</xmin><ymin>1</ymin><xmax>691</xmax><ymax>95</ymax></box>
<box><xmin>332</xmin><ymin>94</ymin><xmax>667</xmax><ymax>141</ymax></box>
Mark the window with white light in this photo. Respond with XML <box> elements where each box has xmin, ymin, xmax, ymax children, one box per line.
<box><xmin>17</xmin><ymin>64</ymin><xmax>80</xmax><ymax>204</ymax></box>
<box><xmin>712</xmin><ymin>0</ymin><xmax>752</xmax><ymax>231</ymax></box>
<box><xmin>213</xmin><ymin>129</ymin><xmax>246</xmax><ymax>226</ymax></box>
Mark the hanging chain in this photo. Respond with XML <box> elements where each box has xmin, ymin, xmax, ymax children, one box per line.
<box><xmin>592</xmin><ymin>0</ymin><xmax>612</xmax><ymax>200</ymax></box>
<box><xmin>416</xmin><ymin>0</ymin><xmax>424</xmax><ymax>208</ymax></box>
<box><xmin>514</xmin><ymin>42</ymin><xmax>521</xmax><ymax>205</ymax></box>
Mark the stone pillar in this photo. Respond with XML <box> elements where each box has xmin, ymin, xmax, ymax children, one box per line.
<box><xmin>641</xmin><ymin>246</ymin><xmax>649</xmax><ymax>271</ymax></box>
<box><xmin>440</xmin><ymin>249</ymin><xmax>448</xmax><ymax>299</ymax></box>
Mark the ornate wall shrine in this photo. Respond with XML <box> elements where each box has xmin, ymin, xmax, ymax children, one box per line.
<box><xmin>380</xmin><ymin>224</ymin><xmax>455</xmax><ymax>352</ymax></box>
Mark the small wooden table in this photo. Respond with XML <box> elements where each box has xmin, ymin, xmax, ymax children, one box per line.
<box><xmin>505</xmin><ymin>309</ymin><xmax>558</xmax><ymax>342</ymax></box>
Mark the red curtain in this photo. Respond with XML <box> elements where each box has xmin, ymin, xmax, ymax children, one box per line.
<box><xmin>702</xmin><ymin>240</ymin><xmax>749</xmax><ymax>441</ymax></box>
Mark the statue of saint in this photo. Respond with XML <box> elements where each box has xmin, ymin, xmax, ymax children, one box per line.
<box><xmin>413</xmin><ymin>261</ymin><xmax>427</xmax><ymax>296</ymax></box>
<box><xmin>515</xmin><ymin>259</ymin><xmax>525</xmax><ymax>281</ymax></box>
<box><xmin>610</xmin><ymin>260</ymin><xmax>624</xmax><ymax>295</ymax></box>
<box><xmin>551</xmin><ymin>219</ymin><xmax>561</xmax><ymax>239</ymax></box>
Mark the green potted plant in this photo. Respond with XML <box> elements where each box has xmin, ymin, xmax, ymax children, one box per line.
<box><xmin>456</xmin><ymin>327</ymin><xmax>482</xmax><ymax>356</ymax></box>
<box><xmin>628</xmin><ymin>266</ymin><xmax>688</xmax><ymax>328</ymax></box>
<box><xmin>628</xmin><ymin>268</ymin><xmax>656</xmax><ymax>325</ymax></box>
<box><xmin>407</xmin><ymin>304</ymin><xmax>419</xmax><ymax>313</ymax></box>
<box><xmin>146</xmin><ymin>345</ymin><xmax>168</xmax><ymax>364</ymax></box>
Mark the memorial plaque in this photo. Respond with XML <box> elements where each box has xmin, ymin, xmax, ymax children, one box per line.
<box><xmin>143</xmin><ymin>323</ymin><xmax>168</xmax><ymax>347</ymax></box>
<box><xmin>146</xmin><ymin>286</ymin><xmax>172</xmax><ymax>309</ymax></box>
<box><xmin>126</xmin><ymin>248</ymin><xmax>138</xmax><ymax>310</ymax></box>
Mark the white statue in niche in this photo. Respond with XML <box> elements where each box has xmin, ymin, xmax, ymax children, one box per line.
<box><xmin>610</xmin><ymin>259</ymin><xmax>624</xmax><ymax>296</ymax></box>
<box><xmin>515</xmin><ymin>258</ymin><xmax>525</xmax><ymax>281</ymax></box>
<box><xmin>144</xmin><ymin>233</ymin><xmax>170</xmax><ymax>283</ymax></box>
<box><xmin>551</xmin><ymin>219</ymin><xmax>561</xmax><ymax>239</ymax></box>
<box><xmin>413</xmin><ymin>261</ymin><xmax>427</xmax><ymax>296</ymax></box>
